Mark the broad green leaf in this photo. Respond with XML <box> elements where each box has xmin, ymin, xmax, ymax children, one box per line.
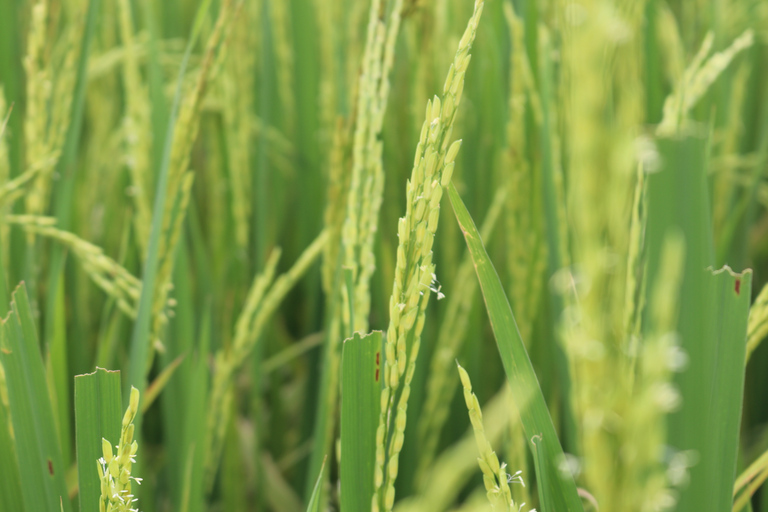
<box><xmin>74</xmin><ymin>368</ymin><xmax>122</xmax><ymax>512</ymax></box>
<box><xmin>447</xmin><ymin>183</ymin><xmax>584</xmax><ymax>512</ymax></box>
<box><xmin>0</xmin><ymin>392</ymin><xmax>24</xmax><ymax>512</ymax></box>
<box><xmin>0</xmin><ymin>283</ymin><xmax>71</xmax><ymax>512</ymax></box>
<box><xmin>340</xmin><ymin>330</ymin><xmax>383</xmax><ymax>512</ymax></box>
<box><xmin>645</xmin><ymin>134</ymin><xmax>751</xmax><ymax>511</ymax></box>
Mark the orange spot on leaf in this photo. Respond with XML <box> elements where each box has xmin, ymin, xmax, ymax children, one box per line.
<box><xmin>735</xmin><ymin>279</ymin><xmax>741</xmax><ymax>295</ymax></box>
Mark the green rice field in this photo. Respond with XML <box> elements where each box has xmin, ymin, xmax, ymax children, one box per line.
<box><xmin>1</xmin><ymin>0</ymin><xmax>768</xmax><ymax>511</ymax></box>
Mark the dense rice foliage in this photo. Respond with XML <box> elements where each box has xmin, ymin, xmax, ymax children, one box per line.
<box><xmin>1</xmin><ymin>0</ymin><xmax>768</xmax><ymax>511</ymax></box>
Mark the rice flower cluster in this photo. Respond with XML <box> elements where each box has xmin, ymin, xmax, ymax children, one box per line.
<box><xmin>372</xmin><ymin>2</ymin><xmax>485</xmax><ymax>511</ymax></box>
<box><xmin>457</xmin><ymin>363</ymin><xmax>521</xmax><ymax>511</ymax></box>
<box><xmin>23</xmin><ymin>0</ymin><xmax>81</xmax><ymax>222</ymax></box>
<box><xmin>150</xmin><ymin>0</ymin><xmax>233</xmax><ymax>349</ymax></box>
<box><xmin>97</xmin><ymin>387</ymin><xmax>142</xmax><ymax>512</ymax></box>
<box><xmin>342</xmin><ymin>0</ymin><xmax>404</xmax><ymax>333</ymax></box>
<box><xmin>116</xmin><ymin>0</ymin><xmax>152</xmax><ymax>256</ymax></box>
<box><xmin>657</xmin><ymin>29</ymin><xmax>754</xmax><ymax>136</ymax></box>
<box><xmin>204</xmin><ymin>231</ymin><xmax>327</xmax><ymax>489</ymax></box>
<box><xmin>5</xmin><ymin>215</ymin><xmax>141</xmax><ymax>317</ymax></box>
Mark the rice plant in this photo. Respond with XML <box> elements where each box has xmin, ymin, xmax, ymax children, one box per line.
<box><xmin>1</xmin><ymin>0</ymin><xmax>768</xmax><ymax>511</ymax></box>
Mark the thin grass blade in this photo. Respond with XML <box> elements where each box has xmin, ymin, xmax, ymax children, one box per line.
<box><xmin>306</xmin><ymin>457</ymin><xmax>327</xmax><ymax>512</ymax></box>
<box><xmin>447</xmin><ymin>182</ymin><xmax>584</xmax><ymax>512</ymax></box>
<box><xmin>531</xmin><ymin>435</ymin><xmax>555</xmax><ymax>512</ymax></box>
<box><xmin>142</xmin><ymin>353</ymin><xmax>185</xmax><ymax>413</ymax></box>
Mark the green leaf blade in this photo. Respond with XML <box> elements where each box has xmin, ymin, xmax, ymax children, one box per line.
<box><xmin>447</xmin><ymin>183</ymin><xmax>584</xmax><ymax>512</ymax></box>
<box><xmin>0</xmin><ymin>283</ymin><xmax>71</xmax><ymax>512</ymax></box>
<box><xmin>0</xmin><ymin>393</ymin><xmax>24</xmax><ymax>512</ymax></box>
<box><xmin>340</xmin><ymin>330</ymin><xmax>383</xmax><ymax>512</ymax></box>
<box><xmin>646</xmin><ymin>133</ymin><xmax>752</xmax><ymax>511</ymax></box>
<box><xmin>74</xmin><ymin>368</ymin><xmax>122</xmax><ymax>512</ymax></box>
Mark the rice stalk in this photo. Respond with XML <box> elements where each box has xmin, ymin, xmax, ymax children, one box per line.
<box><xmin>86</xmin><ymin>32</ymin><xmax>148</xmax><ymax>79</ymax></box>
<box><xmin>734</xmin><ymin>446</ymin><xmax>768</xmax><ymax>510</ymax></box>
<box><xmin>623</xmin><ymin>166</ymin><xmax>647</xmax><ymax>352</ymax></box>
<box><xmin>6</xmin><ymin>215</ymin><xmax>142</xmax><ymax>318</ymax></box>
<box><xmin>117</xmin><ymin>0</ymin><xmax>153</xmax><ymax>256</ymax></box>
<box><xmin>312</xmin><ymin>0</ymin><xmax>342</xmax><ymax>148</ymax></box>
<box><xmin>150</xmin><ymin>0</ymin><xmax>234</xmax><ymax>350</ymax></box>
<box><xmin>23</xmin><ymin>0</ymin><xmax>82</xmax><ymax>221</ymax></box>
<box><xmin>397</xmin><ymin>385</ymin><xmax>515</xmax><ymax>512</ymax></box>
<box><xmin>0</xmin><ymin>92</ymin><xmax>10</xmax><ymax>268</ymax></box>
<box><xmin>270</xmin><ymin>0</ymin><xmax>296</xmax><ymax>136</ymax></box>
<box><xmin>655</xmin><ymin>2</ymin><xmax>686</xmax><ymax>85</ymax></box>
<box><xmin>98</xmin><ymin>387</ymin><xmax>142</xmax><ymax>512</ymax></box>
<box><xmin>1</xmin><ymin>0</ymin><xmax>766</xmax><ymax>510</ymax></box>
<box><xmin>322</xmin><ymin>118</ymin><xmax>353</xmax><ymax>295</ymax></box>
<box><xmin>373</xmin><ymin>2</ymin><xmax>484</xmax><ymax>510</ymax></box>
<box><xmin>746</xmin><ymin>282</ymin><xmax>768</xmax><ymax>362</ymax></box>
<box><xmin>250</xmin><ymin>114</ymin><xmax>294</xmax><ymax>157</ymax></box>
<box><xmin>308</xmin><ymin>2</ymin><xmax>407</xmax><ymax>499</ymax></box>
<box><xmin>204</xmin><ymin>230</ymin><xmax>327</xmax><ymax>489</ymax></box>
<box><xmin>556</xmin><ymin>1</ymin><xmax>661</xmax><ymax>508</ymax></box>
<box><xmin>220</xmin><ymin>6</ymin><xmax>257</xmax><ymax>252</ymax></box>
<box><xmin>306</xmin><ymin>116</ymin><xmax>352</xmax><ymax>502</ymax></box>
<box><xmin>504</xmin><ymin>421</ymin><xmax>531</xmax><ymax>511</ymax></box>
<box><xmin>22</xmin><ymin>0</ymin><xmax>55</xmax><ymax>221</ymax></box>
<box><xmin>503</xmin><ymin>1</ymin><xmax>545</xmax><ymax>347</ymax></box>
<box><xmin>657</xmin><ymin>29</ymin><xmax>754</xmax><ymax>136</ymax></box>
<box><xmin>457</xmin><ymin>363</ymin><xmax>518</xmax><ymax>512</ymax></box>
<box><xmin>622</xmin><ymin>233</ymin><xmax>687</xmax><ymax>512</ymax></box>
<box><xmin>342</xmin><ymin>0</ymin><xmax>404</xmax><ymax>333</ymax></box>
<box><xmin>150</xmin><ymin>171</ymin><xmax>195</xmax><ymax>347</ymax></box>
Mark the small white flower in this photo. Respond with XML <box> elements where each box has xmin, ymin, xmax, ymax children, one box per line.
<box><xmin>508</xmin><ymin>469</ymin><xmax>526</xmax><ymax>486</ymax></box>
